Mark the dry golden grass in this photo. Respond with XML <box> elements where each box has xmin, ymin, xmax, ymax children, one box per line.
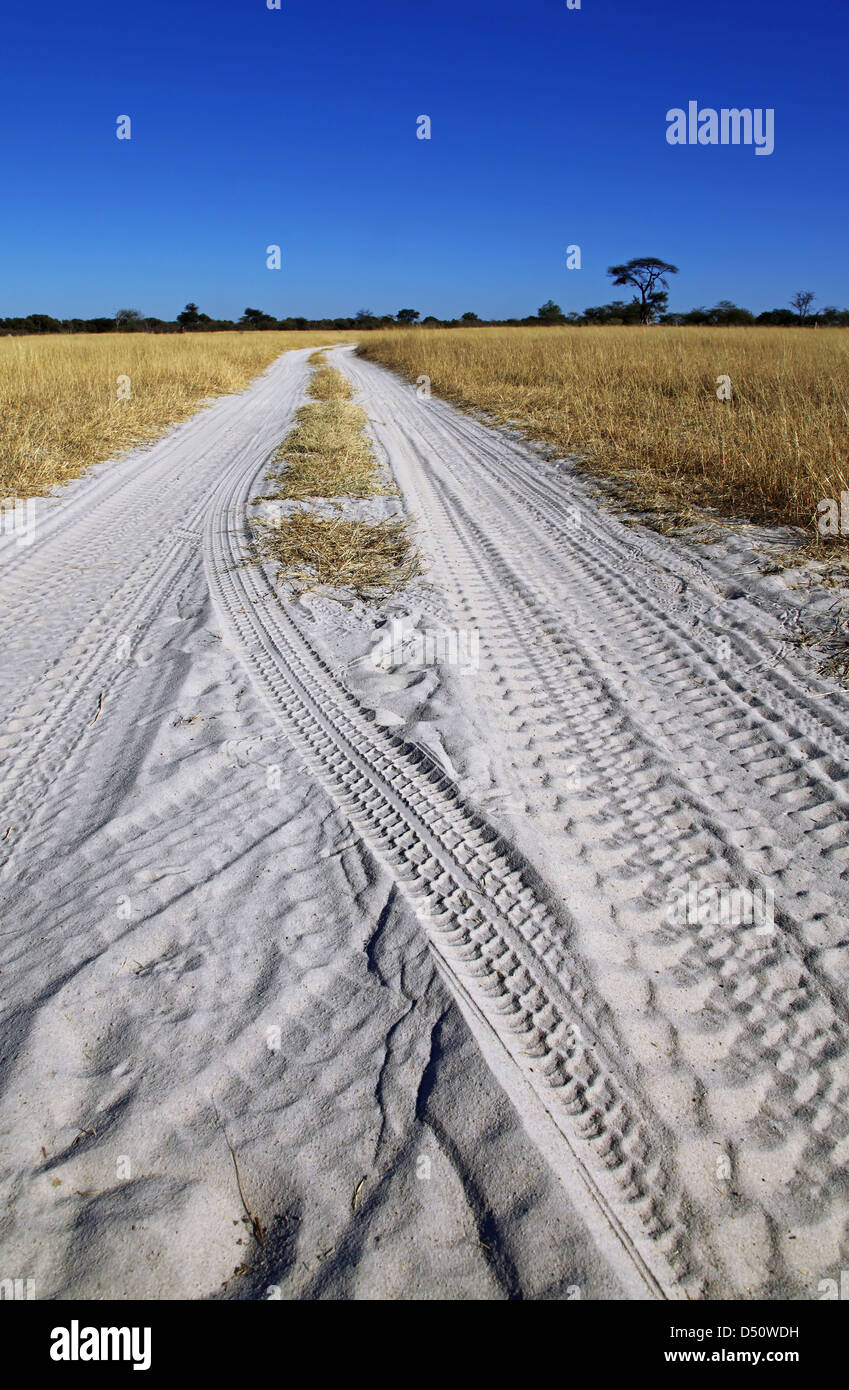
<box><xmin>307</xmin><ymin>361</ymin><xmax>355</xmax><ymax>401</ymax></box>
<box><xmin>0</xmin><ymin>330</ymin><xmax>360</xmax><ymax>500</ymax></box>
<box><xmin>256</xmin><ymin>513</ymin><xmax>422</xmax><ymax>599</ymax></box>
<box><xmin>358</xmin><ymin>327</ymin><xmax>849</xmax><ymax>545</ymax></box>
<box><xmin>267</xmin><ymin>366</ymin><xmax>381</xmax><ymax>499</ymax></box>
<box><xmin>258</xmin><ymin>357</ymin><xmax>420</xmax><ymax>599</ymax></box>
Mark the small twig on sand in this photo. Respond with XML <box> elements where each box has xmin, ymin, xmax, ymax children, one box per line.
<box><xmin>89</xmin><ymin>692</ymin><xmax>103</xmax><ymax>727</ymax></box>
<box><xmin>211</xmin><ymin>1099</ymin><xmax>264</xmax><ymax>1248</ymax></box>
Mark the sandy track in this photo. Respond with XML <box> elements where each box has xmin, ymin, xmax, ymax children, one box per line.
<box><xmin>2</xmin><ymin>343</ymin><xmax>848</xmax><ymax>1300</ymax></box>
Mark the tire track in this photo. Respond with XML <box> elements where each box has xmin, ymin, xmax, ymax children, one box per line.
<box><xmin>0</xmin><ymin>354</ymin><xmax>311</xmax><ymax>877</ymax></box>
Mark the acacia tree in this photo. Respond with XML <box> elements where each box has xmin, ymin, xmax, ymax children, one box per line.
<box><xmin>606</xmin><ymin>257</ymin><xmax>679</xmax><ymax>324</ymax></box>
<box><xmin>239</xmin><ymin>307</ymin><xmax>277</xmax><ymax>329</ymax></box>
<box><xmin>396</xmin><ymin>308</ymin><xmax>420</xmax><ymax>324</ymax></box>
<box><xmin>115</xmin><ymin>308</ymin><xmax>144</xmax><ymax>329</ymax></box>
<box><xmin>790</xmin><ymin>290</ymin><xmax>815</xmax><ymax>323</ymax></box>
<box><xmin>537</xmin><ymin>299</ymin><xmax>565</xmax><ymax>324</ymax></box>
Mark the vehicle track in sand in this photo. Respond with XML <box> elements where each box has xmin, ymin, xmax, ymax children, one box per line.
<box><xmin>0</xmin><ymin>355</ymin><xmax>311</xmax><ymax>881</ymax></box>
<box><xmin>205</xmin><ymin>388</ymin><xmax>691</xmax><ymax>1303</ymax></box>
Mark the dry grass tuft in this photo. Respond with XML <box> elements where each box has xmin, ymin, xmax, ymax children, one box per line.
<box><xmin>267</xmin><ymin>375</ymin><xmax>381</xmax><ymax>499</ymax></box>
<box><xmin>308</xmin><ymin>363</ymin><xmax>355</xmax><ymax>401</ymax></box>
<box><xmin>258</xmin><ymin>356</ymin><xmax>420</xmax><ymax>599</ymax></box>
<box><xmin>358</xmin><ymin>326</ymin><xmax>849</xmax><ymax>548</ymax></box>
<box><xmin>256</xmin><ymin>512</ymin><xmax>422</xmax><ymax>599</ymax></box>
<box><xmin>0</xmin><ymin>330</ymin><xmax>360</xmax><ymax>500</ymax></box>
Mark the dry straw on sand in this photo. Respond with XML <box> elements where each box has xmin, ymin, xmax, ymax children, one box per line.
<box><xmin>258</xmin><ymin>357</ymin><xmax>420</xmax><ymax>599</ymax></box>
<box><xmin>266</xmin><ymin>362</ymin><xmax>385</xmax><ymax>500</ymax></box>
<box><xmin>257</xmin><ymin>511</ymin><xmax>422</xmax><ymax>599</ymax></box>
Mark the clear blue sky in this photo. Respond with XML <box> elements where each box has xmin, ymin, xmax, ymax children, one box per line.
<box><xmin>1</xmin><ymin>0</ymin><xmax>846</xmax><ymax>320</ymax></box>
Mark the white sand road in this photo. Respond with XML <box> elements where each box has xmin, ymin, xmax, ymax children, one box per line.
<box><xmin>1</xmin><ymin>344</ymin><xmax>848</xmax><ymax>1301</ymax></box>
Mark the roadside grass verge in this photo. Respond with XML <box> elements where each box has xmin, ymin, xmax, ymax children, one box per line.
<box><xmin>0</xmin><ymin>330</ymin><xmax>361</xmax><ymax>501</ymax></box>
<box><xmin>257</xmin><ymin>356</ymin><xmax>421</xmax><ymax>600</ymax></box>
<box><xmin>357</xmin><ymin>326</ymin><xmax>849</xmax><ymax>551</ymax></box>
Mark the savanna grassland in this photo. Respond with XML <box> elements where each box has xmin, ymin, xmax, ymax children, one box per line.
<box><xmin>0</xmin><ymin>330</ymin><xmax>359</xmax><ymax>500</ymax></box>
<box><xmin>358</xmin><ymin>327</ymin><xmax>849</xmax><ymax>544</ymax></box>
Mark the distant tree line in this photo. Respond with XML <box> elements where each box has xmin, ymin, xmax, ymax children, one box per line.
<box><xmin>534</xmin><ymin>261</ymin><xmax>849</xmax><ymax>326</ymax></box>
<box><xmin>0</xmin><ymin>305</ymin><xmax>404</xmax><ymax>335</ymax></box>
<box><xmin>555</xmin><ymin>299</ymin><xmax>849</xmax><ymax>327</ymax></box>
<box><xmin>2</xmin><ymin>284</ymin><xmax>847</xmax><ymax>336</ymax></box>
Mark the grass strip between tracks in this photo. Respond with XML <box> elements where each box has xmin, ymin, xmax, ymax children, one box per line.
<box><xmin>255</xmin><ymin>354</ymin><xmax>422</xmax><ymax>599</ymax></box>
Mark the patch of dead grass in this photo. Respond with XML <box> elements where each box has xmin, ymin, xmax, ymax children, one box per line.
<box><xmin>256</xmin><ymin>512</ymin><xmax>422</xmax><ymax>599</ymax></box>
<box><xmin>267</xmin><ymin>395</ymin><xmax>381</xmax><ymax>499</ymax></box>
<box><xmin>307</xmin><ymin>363</ymin><xmax>355</xmax><ymax>401</ymax></box>
<box><xmin>257</xmin><ymin>356</ymin><xmax>420</xmax><ymax>600</ymax></box>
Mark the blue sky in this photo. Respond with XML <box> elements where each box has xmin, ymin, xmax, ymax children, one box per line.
<box><xmin>1</xmin><ymin>0</ymin><xmax>846</xmax><ymax>320</ymax></box>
